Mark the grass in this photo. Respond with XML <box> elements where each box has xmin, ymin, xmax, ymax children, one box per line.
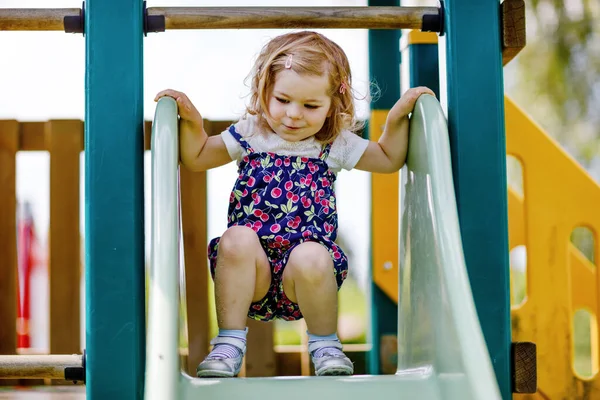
<box><xmin>177</xmin><ymin>275</ymin><xmax>370</xmax><ymax>348</ymax></box>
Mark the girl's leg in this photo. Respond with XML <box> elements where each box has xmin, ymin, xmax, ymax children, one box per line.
<box><xmin>197</xmin><ymin>226</ymin><xmax>271</xmax><ymax>378</ymax></box>
<box><xmin>282</xmin><ymin>241</ymin><xmax>338</xmax><ymax>334</ymax></box>
<box><xmin>282</xmin><ymin>241</ymin><xmax>353</xmax><ymax>376</ymax></box>
<box><xmin>214</xmin><ymin>225</ymin><xmax>271</xmax><ymax>329</ymax></box>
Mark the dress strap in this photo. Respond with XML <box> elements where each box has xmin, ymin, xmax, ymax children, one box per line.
<box><xmin>228</xmin><ymin>125</ymin><xmax>254</xmax><ymax>153</ymax></box>
<box><xmin>318</xmin><ymin>142</ymin><xmax>332</xmax><ymax>161</ymax></box>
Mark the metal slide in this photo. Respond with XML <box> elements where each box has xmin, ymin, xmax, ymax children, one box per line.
<box><xmin>144</xmin><ymin>95</ymin><xmax>502</xmax><ymax>400</ymax></box>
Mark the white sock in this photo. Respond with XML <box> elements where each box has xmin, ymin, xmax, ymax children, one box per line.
<box><xmin>207</xmin><ymin>328</ymin><xmax>247</xmax><ymax>360</ymax></box>
<box><xmin>307</xmin><ymin>332</ymin><xmax>345</xmax><ymax>358</ymax></box>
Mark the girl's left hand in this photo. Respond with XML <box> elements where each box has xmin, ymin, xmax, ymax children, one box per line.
<box><xmin>386</xmin><ymin>86</ymin><xmax>436</xmax><ymax>128</ymax></box>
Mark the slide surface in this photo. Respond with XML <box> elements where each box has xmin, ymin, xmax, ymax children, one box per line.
<box><xmin>144</xmin><ymin>95</ymin><xmax>501</xmax><ymax>400</ymax></box>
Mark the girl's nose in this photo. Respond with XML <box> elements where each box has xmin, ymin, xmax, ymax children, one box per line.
<box><xmin>286</xmin><ymin>104</ymin><xmax>302</xmax><ymax>119</ymax></box>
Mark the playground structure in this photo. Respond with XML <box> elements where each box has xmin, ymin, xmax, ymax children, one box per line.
<box><xmin>1</xmin><ymin>0</ymin><xmax>600</xmax><ymax>399</ymax></box>
<box><xmin>145</xmin><ymin>91</ymin><xmax>500</xmax><ymax>399</ymax></box>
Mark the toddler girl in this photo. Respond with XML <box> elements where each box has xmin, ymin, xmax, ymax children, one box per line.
<box><xmin>155</xmin><ymin>30</ymin><xmax>433</xmax><ymax>378</ymax></box>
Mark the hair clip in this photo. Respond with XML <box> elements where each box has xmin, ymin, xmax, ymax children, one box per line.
<box><xmin>285</xmin><ymin>54</ymin><xmax>293</xmax><ymax>69</ymax></box>
<box><xmin>339</xmin><ymin>81</ymin><xmax>347</xmax><ymax>94</ymax></box>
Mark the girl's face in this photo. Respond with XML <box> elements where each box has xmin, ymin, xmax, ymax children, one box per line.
<box><xmin>266</xmin><ymin>69</ymin><xmax>332</xmax><ymax>142</ymax></box>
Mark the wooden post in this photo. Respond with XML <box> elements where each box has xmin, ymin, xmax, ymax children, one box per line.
<box><xmin>180</xmin><ymin>158</ymin><xmax>209</xmax><ymax>376</ymax></box>
<box><xmin>0</xmin><ymin>121</ymin><xmax>19</xmax><ymax>386</ymax></box>
<box><xmin>46</xmin><ymin>120</ymin><xmax>83</xmax><ymax>357</ymax></box>
<box><xmin>501</xmin><ymin>0</ymin><xmax>526</xmax><ymax>66</ymax></box>
<box><xmin>245</xmin><ymin>319</ymin><xmax>276</xmax><ymax>377</ymax></box>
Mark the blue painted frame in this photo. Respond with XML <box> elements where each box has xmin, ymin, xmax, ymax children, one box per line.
<box><xmin>367</xmin><ymin>0</ymin><xmax>401</xmax><ymax>375</ymax></box>
<box><xmin>441</xmin><ymin>1</ymin><xmax>511</xmax><ymax>398</ymax></box>
<box><xmin>85</xmin><ymin>0</ymin><xmax>146</xmax><ymax>398</ymax></box>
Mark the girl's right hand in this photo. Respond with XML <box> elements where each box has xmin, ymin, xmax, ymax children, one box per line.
<box><xmin>154</xmin><ymin>89</ymin><xmax>203</xmax><ymax>127</ymax></box>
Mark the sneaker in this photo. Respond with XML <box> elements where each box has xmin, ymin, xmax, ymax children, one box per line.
<box><xmin>309</xmin><ymin>340</ymin><xmax>354</xmax><ymax>376</ymax></box>
<box><xmin>196</xmin><ymin>336</ymin><xmax>246</xmax><ymax>378</ymax></box>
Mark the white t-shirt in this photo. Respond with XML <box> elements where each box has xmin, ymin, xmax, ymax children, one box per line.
<box><xmin>221</xmin><ymin>115</ymin><xmax>370</xmax><ymax>174</ymax></box>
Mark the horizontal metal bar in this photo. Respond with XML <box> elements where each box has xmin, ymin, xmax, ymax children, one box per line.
<box><xmin>146</xmin><ymin>6</ymin><xmax>440</xmax><ymax>31</ymax></box>
<box><xmin>0</xmin><ymin>8</ymin><xmax>80</xmax><ymax>31</ymax></box>
<box><xmin>0</xmin><ymin>354</ymin><xmax>83</xmax><ymax>379</ymax></box>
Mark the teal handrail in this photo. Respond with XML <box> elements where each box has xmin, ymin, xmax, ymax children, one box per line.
<box><xmin>145</xmin><ymin>97</ymin><xmax>180</xmax><ymax>400</ymax></box>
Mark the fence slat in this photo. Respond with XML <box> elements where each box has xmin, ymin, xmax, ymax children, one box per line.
<box><xmin>19</xmin><ymin>122</ymin><xmax>46</xmax><ymax>151</ymax></box>
<box><xmin>0</xmin><ymin>121</ymin><xmax>19</xmax><ymax>385</ymax></box>
<box><xmin>245</xmin><ymin>319</ymin><xmax>275</xmax><ymax>377</ymax></box>
<box><xmin>180</xmin><ymin>158</ymin><xmax>210</xmax><ymax>376</ymax></box>
<box><xmin>46</xmin><ymin>120</ymin><xmax>82</xmax><ymax>357</ymax></box>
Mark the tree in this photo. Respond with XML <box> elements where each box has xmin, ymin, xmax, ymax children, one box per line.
<box><xmin>506</xmin><ymin>0</ymin><xmax>600</xmax><ymax>169</ymax></box>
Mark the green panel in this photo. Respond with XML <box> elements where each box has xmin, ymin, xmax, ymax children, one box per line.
<box><xmin>367</xmin><ymin>0</ymin><xmax>401</xmax><ymax>375</ymax></box>
<box><xmin>409</xmin><ymin>44</ymin><xmax>440</xmax><ymax>97</ymax></box>
<box><xmin>441</xmin><ymin>1</ymin><xmax>511</xmax><ymax>398</ymax></box>
<box><xmin>85</xmin><ymin>0</ymin><xmax>146</xmax><ymax>399</ymax></box>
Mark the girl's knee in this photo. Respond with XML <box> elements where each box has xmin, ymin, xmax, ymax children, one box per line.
<box><xmin>218</xmin><ymin>225</ymin><xmax>260</xmax><ymax>260</ymax></box>
<box><xmin>287</xmin><ymin>242</ymin><xmax>333</xmax><ymax>283</ymax></box>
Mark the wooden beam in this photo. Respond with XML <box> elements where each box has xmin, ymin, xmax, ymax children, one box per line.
<box><xmin>147</xmin><ymin>6</ymin><xmax>439</xmax><ymax>30</ymax></box>
<box><xmin>0</xmin><ymin>8</ymin><xmax>80</xmax><ymax>31</ymax></box>
<box><xmin>0</xmin><ymin>355</ymin><xmax>83</xmax><ymax>380</ymax></box>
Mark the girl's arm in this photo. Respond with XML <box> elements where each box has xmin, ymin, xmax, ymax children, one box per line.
<box><xmin>155</xmin><ymin>89</ymin><xmax>232</xmax><ymax>171</ymax></box>
<box><xmin>354</xmin><ymin>87</ymin><xmax>434</xmax><ymax>174</ymax></box>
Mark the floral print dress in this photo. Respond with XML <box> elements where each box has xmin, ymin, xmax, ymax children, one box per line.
<box><xmin>208</xmin><ymin>125</ymin><xmax>349</xmax><ymax>321</ymax></box>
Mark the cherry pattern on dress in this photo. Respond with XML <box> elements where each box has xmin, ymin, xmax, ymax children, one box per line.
<box><xmin>208</xmin><ymin>125</ymin><xmax>348</xmax><ymax>321</ymax></box>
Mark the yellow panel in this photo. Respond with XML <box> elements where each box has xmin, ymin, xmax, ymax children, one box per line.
<box><xmin>508</xmin><ymin>189</ymin><xmax>596</xmax><ymax>314</ymax></box>
<box><xmin>370</xmin><ymin>109</ymin><xmax>399</xmax><ymax>302</ymax></box>
<box><xmin>399</xmin><ymin>30</ymin><xmax>438</xmax><ymax>51</ymax></box>
<box><xmin>367</xmin><ymin>95</ymin><xmax>600</xmax><ymax>397</ymax></box>
<box><xmin>506</xmin><ymin>95</ymin><xmax>600</xmax><ymax>398</ymax></box>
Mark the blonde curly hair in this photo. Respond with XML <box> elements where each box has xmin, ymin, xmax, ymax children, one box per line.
<box><xmin>246</xmin><ymin>31</ymin><xmax>361</xmax><ymax>143</ymax></box>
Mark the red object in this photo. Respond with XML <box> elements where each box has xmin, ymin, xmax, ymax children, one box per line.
<box><xmin>16</xmin><ymin>202</ymin><xmax>38</xmax><ymax>349</ymax></box>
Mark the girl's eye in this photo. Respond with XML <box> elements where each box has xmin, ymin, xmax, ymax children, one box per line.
<box><xmin>304</xmin><ymin>104</ymin><xmax>319</xmax><ymax>109</ymax></box>
<box><xmin>276</xmin><ymin>97</ymin><xmax>289</xmax><ymax>104</ymax></box>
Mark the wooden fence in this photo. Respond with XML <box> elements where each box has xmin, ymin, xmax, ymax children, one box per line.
<box><xmin>0</xmin><ymin>119</ymin><xmax>369</xmax><ymax>382</ymax></box>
